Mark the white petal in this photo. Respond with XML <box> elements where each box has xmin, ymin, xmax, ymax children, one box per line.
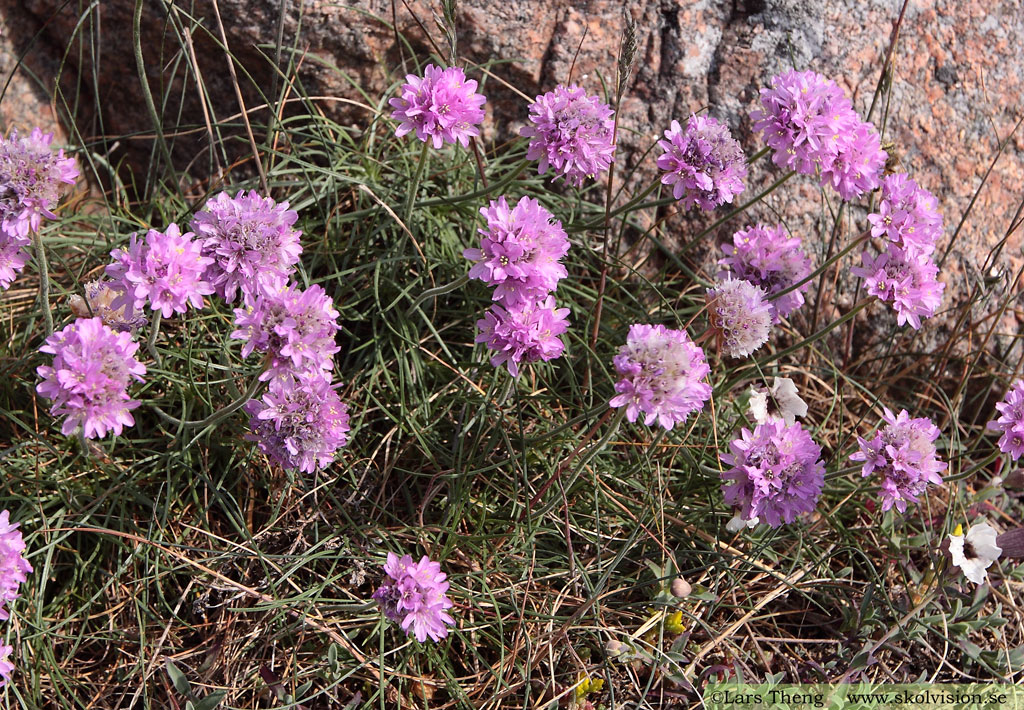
<box><xmin>748</xmin><ymin>388</ymin><xmax>770</xmax><ymax>425</ymax></box>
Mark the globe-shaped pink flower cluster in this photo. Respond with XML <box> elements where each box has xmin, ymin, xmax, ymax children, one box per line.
<box><xmin>987</xmin><ymin>380</ymin><xmax>1024</xmax><ymax>460</ymax></box>
<box><xmin>751</xmin><ymin>70</ymin><xmax>887</xmax><ymax>201</ymax></box>
<box><xmin>656</xmin><ymin>114</ymin><xmax>747</xmax><ymax>212</ymax></box>
<box><xmin>0</xmin><ymin>510</ymin><xmax>31</xmax><ymax>687</ymax></box>
<box><xmin>389</xmin><ymin>64</ymin><xmax>486</xmax><ymax>149</ymax></box>
<box><xmin>372</xmin><ymin>552</ymin><xmax>455</xmax><ymax>643</ymax></box>
<box><xmin>0</xmin><ymin>128</ymin><xmax>78</xmax><ymax>289</ymax></box>
<box><xmin>609</xmin><ymin>323</ymin><xmax>712</xmax><ymax>430</ymax></box>
<box><xmin>718</xmin><ymin>224</ymin><xmax>812</xmax><ymax>321</ymax></box>
<box><xmin>850</xmin><ymin>408</ymin><xmax>946</xmax><ymax>513</ymax></box>
<box><xmin>720</xmin><ymin>419</ymin><xmax>825</xmax><ymax>528</ymax></box>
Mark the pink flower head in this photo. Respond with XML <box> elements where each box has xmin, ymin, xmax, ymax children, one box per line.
<box><xmin>475</xmin><ymin>296</ymin><xmax>569</xmax><ymax>376</ymax></box>
<box><xmin>191</xmin><ymin>190</ymin><xmax>303</xmax><ymax>303</ymax></box>
<box><xmin>106</xmin><ymin>224</ymin><xmax>215</xmax><ymax>318</ymax></box>
<box><xmin>463</xmin><ymin>196</ymin><xmax>570</xmax><ymax>307</ymax></box>
<box><xmin>851</xmin><ymin>245</ymin><xmax>944</xmax><ymax>330</ymax></box>
<box><xmin>751</xmin><ymin>70</ymin><xmax>886</xmax><ymax>200</ymax></box>
<box><xmin>35</xmin><ymin>317</ymin><xmax>147</xmax><ymax>439</ymax></box>
<box><xmin>850</xmin><ymin>407</ymin><xmax>946</xmax><ymax>513</ymax></box>
<box><xmin>609</xmin><ymin>323</ymin><xmax>712</xmax><ymax>430</ymax></box>
<box><xmin>720</xmin><ymin>419</ymin><xmax>825</xmax><ymax>527</ymax></box>
<box><xmin>718</xmin><ymin>224</ymin><xmax>811</xmax><ymax>321</ymax></box>
<box><xmin>0</xmin><ymin>127</ymin><xmax>78</xmax><ymax>240</ymax></box>
<box><xmin>231</xmin><ymin>281</ymin><xmax>341</xmax><ymax>380</ymax></box>
<box><xmin>372</xmin><ymin>552</ymin><xmax>455</xmax><ymax>643</ymax></box>
<box><xmin>867</xmin><ymin>173</ymin><xmax>943</xmax><ymax>257</ymax></box>
<box><xmin>521</xmin><ymin>84</ymin><xmax>615</xmax><ymax>188</ymax></box>
<box><xmin>389</xmin><ymin>64</ymin><xmax>486</xmax><ymax>149</ymax></box>
<box><xmin>987</xmin><ymin>380</ymin><xmax>1024</xmax><ymax>460</ymax></box>
<box><xmin>819</xmin><ymin>120</ymin><xmax>887</xmax><ymax>201</ymax></box>
<box><xmin>705</xmin><ymin>278</ymin><xmax>773</xmax><ymax>358</ymax></box>
<box><xmin>0</xmin><ymin>510</ymin><xmax>32</xmax><ymax>623</ymax></box>
<box><xmin>656</xmin><ymin>114</ymin><xmax>747</xmax><ymax>211</ymax></box>
<box><xmin>244</xmin><ymin>370</ymin><xmax>350</xmax><ymax>473</ymax></box>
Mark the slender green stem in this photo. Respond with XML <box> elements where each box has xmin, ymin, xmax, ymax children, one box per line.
<box><xmin>32</xmin><ymin>232</ymin><xmax>53</xmax><ymax>336</ymax></box>
<box><xmin>770</xmin><ymin>229</ymin><xmax>870</xmax><ymax>301</ymax></box>
<box><xmin>134</xmin><ymin>0</ymin><xmax>174</xmax><ymax>175</ymax></box>
<box><xmin>404</xmin><ymin>274</ymin><xmax>470</xmax><ymax>316</ymax></box>
<box><xmin>146</xmin><ymin>312</ymin><xmax>162</xmax><ymax>365</ymax></box>
<box><xmin>403</xmin><ymin>141</ymin><xmax>430</xmax><ymax>225</ymax></box>
<box><xmin>152</xmin><ymin>374</ymin><xmax>265</xmax><ymax>429</ymax></box>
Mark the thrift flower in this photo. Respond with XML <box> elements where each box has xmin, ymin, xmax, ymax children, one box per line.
<box><xmin>656</xmin><ymin>114</ymin><xmax>747</xmax><ymax>211</ymax></box>
<box><xmin>987</xmin><ymin>380</ymin><xmax>1024</xmax><ymax>460</ymax></box>
<box><xmin>720</xmin><ymin>419</ymin><xmax>825</xmax><ymax>528</ymax></box>
<box><xmin>718</xmin><ymin>224</ymin><xmax>812</xmax><ymax>320</ymax></box>
<box><xmin>106</xmin><ymin>224</ymin><xmax>214</xmax><ymax>318</ymax></box>
<box><xmin>0</xmin><ymin>510</ymin><xmax>31</xmax><ymax>622</ymax></box>
<box><xmin>608</xmin><ymin>323</ymin><xmax>712</xmax><ymax>430</ymax></box>
<box><xmin>463</xmin><ymin>196</ymin><xmax>569</xmax><ymax>307</ymax></box>
<box><xmin>748</xmin><ymin>376</ymin><xmax>807</xmax><ymax>426</ymax></box>
<box><xmin>867</xmin><ymin>173</ymin><xmax>944</xmax><ymax>256</ymax></box>
<box><xmin>475</xmin><ymin>296</ymin><xmax>569</xmax><ymax>376</ymax></box>
<box><xmin>850</xmin><ymin>407</ymin><xmax>946</xmax><ymax>513</ymax></box>
<box><xmin>750</xmin><ymin>70</ymin><xmax>886</xmax><ymax>200</ymax></box>
<box><xmin>705</xmin><ymin>278</ymin><xmax>773</xmax><ymax>358</ymax></box>
<box><xmin>948</xmin><ymin>522</ymin><xmax>1001</xmax><ymax>585</ymax></box>
<box><xmin>521</xmin><ymin>84</ymin><xmax>615</xmax><ymax>188</ymax></box>
<box><xmin>35</xmin><ymin>317</ymin><xmax>147</xmax><ymax>439</ymax></box>
<box><xmin>389</xmin><ymin>64</ymin><xmax>486</xmax><ymax>149</ymax></box>
<box><xmin>231</xmin><ymin>281</ymin><xmax>341</xmax><ymax>380</ymax></box>
<box><xmin>372</xmin><ymin>552</ymin><xmax>455</xmax><ymax>643</ymax></box>
<box><xmin>244</xmin><ymin>371</ymin><xmax>350</xmax><ymax>473</ymax></box>
<box><xmin>191</xmin><ymin>190</ymin><xmax>303</xmax><ymax>303</ymax></box>
<box><xmin>0</xmin><ymin>127</ymin><xmax>78</xmax><ymax>240</ymax></box>
<box><xmin>851</xmin><ymin>245</ymin><xmax>944</xmax><ymax>330</ymax></box>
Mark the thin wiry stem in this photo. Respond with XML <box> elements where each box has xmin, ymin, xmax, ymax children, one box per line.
<box><xmin>32</xmin><ymin>231</ymin><xmax>53</xmax><ymax>336</ymax></box>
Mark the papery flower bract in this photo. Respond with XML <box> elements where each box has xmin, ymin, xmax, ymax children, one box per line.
<box><xmin>35</xmin><ymin>317</ymin><xmax>146</xmax><ymax>439</ymax></box>
<box><xmin>608</xmin><ymin>323</ymin><xmax>712</xmax><ymax>430</ymax></box>
<box><xmin>851</xmin><ymin>245</ymin><xmax>944</xmax><ymax>329</ymax></box>
<box><xmin>463</xmin><ymin>196</ymin><xmax>569</xmax><ymax>307</ymax></box>
<box><xmin>718</xmin><ymin>224</ymin><xmax>811</xmax><ymax>320</ymax></box>
<box><xmin>372</xmin><ymin>552</ymin><xmax>455</xmax><ymax>643</ymax></box>
<box><xmin>0</xmin><ymin>643</ymin><xmax>12</xmax><ymax>688</ymax></box>
<box><xmin>106</xmin><ymin>224</ymin><xmax>214</xmax><ymax>318</ymax></box>
<box><xmin>720</xmin><ymin>420</ymin><xmax>825</xmax><ymax>528</ymax></box>
<box><xmin>0</xmin><ymin>127</ymin><xmax>78</xmax><ymax>240</ymax></box>
<box><xmin>521</xmin><ymin>84</ymin><xmax>615</xmax><ymax>188</ymax></box>
<box><xmin>987</xmin><ymin>380</ymin><xmax>1024</xmax><ymax>460</ymax></box>
<box><xmin>850</xmin><ymin>407</ymin><xmax>946</xmax><ymax>513</ymax></box>
<box><xmin>726</xmin><ymin>513</ymin><xmax>760</xmax><ymax>532</ymax></box>
<box><xmin>191</xmin><ymin>190</ymin><xmax>303</xmax><ymax>303</ymax></box>
<box><xmin>867</xmin><ymin>173</ymin><xmax>943</xmax><ymax>256</ymax></box>
<box><xmin>748</xmin><ymin>376</ymin><xmax>808</xmax><ymax>426</ymax></box>
<box><xmin>231</xmin><ymin>281</ymin><xmax>340</xmax><ymax>380</ymax></box>
<box><xmin>389</xmin><ymin>64</ymin><xmax>486</xmax><ymax>149</ymax></box>
<box><xmin>705</xmin><ymin>278</ymin><xmax>773</xmax><ymax>358</ymax></box>
<box><xmin>475</xmin><ymin>296</ymin><xmax>569</xmax><ymax>376</ymax></box>
<box><xmin>0</xmin><ymin>510</ymin><xmax>31</xmax><ymax>622</ymax></box>
<box><xmin>69</xmin><ymin>279</ymin><xmax>148</xmax><ymax>333</ymax></box>
<box><xmin>948</xmin><ymin>522</ymin><xmax>1002</xmax><ymax>585</ymax></box>
<box><xmin>656</xmin><ymin>115</ymin><xmax>747</xmax><ymax>211</ymax></box>
<box><xmin>244</xmin><ymin>371</ymin><xmax>350</xmax><ymax>473</ymax></box>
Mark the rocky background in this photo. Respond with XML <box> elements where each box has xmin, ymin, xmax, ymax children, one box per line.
<box><xmin>1</xmin><ymin>0</ymin><xmax>1022</xmax><ymax>345</ymax></box>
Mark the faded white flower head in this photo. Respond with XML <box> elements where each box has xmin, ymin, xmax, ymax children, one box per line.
<box><xmin>726</xmin><ymin>512</ymin><xmax>760</xmax><ymax>533</ymax></box>
<box><xmin>749</xmin><ymin>377</ymin><xmax>808</xmax><ymax>425</ymax></box>
<box><xmin>949</xmin><ymin>522</ymin><xmax>1002</xmax><ymax>585</ymax></box>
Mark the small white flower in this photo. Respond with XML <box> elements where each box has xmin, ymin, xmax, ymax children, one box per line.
<box><xmin>726</xmin><ymin>513</ymin><xmax>759</xmax><ymax>532</ymax></box>
<box><xmin>949</xmin><ymin>522</ymin><xmax>1002</xmax><ymax>585</ymax></box>
<box><xmin>748</xmin><ymin>376</ymin><xmax>808</xmax><ymax>425</ymax></box>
